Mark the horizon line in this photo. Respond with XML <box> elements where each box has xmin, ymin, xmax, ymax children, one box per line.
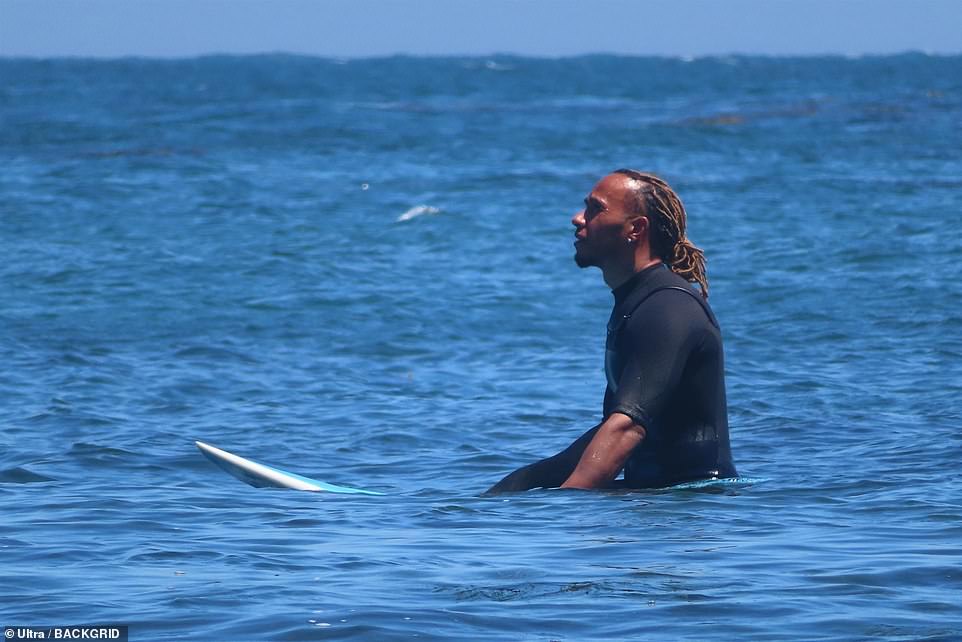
<box><xmin>2</xmin><ymin>49</ymin><xmax>960</xmax><ymax>63</ymax></box>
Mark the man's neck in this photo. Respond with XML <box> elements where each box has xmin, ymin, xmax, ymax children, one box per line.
<box><xmin>603</xmin><ymin>256</ymin><xmax>662</xmax><ymax>290</ymax></box>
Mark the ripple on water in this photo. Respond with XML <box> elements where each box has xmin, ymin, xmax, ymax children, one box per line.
<box><xmin>0</xmin><ymin>467</ymin><xmax>56</xmax><ymax>484</ymax></box>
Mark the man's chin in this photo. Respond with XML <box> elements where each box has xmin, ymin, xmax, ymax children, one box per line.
<box><xmin>574</xmin><ymin>252</ymin><xmax>593</xmax><ymax>268</ymax></box>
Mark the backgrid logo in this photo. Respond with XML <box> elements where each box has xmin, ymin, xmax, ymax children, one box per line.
<box><xmin>3</xmin><ymin>627</ymin><xmax>127</xmax><ymax>641</ymax></box>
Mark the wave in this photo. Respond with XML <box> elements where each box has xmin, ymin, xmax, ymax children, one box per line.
<box><xmin>397</xmin><ymin>205</ymin><xmax>441</xmax><ymax>222</ymax></box>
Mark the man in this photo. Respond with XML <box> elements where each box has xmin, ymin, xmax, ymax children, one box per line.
<box><xmin>487</xmin><ymin>169</ymin><xmax>737</xmax><ymax>492</ymax></box>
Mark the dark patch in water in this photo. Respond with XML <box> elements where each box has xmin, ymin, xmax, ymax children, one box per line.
<box><xmin>0</xmin><ymin>467</ymin><xmax>56</xmax><ymax>483</ymax></box>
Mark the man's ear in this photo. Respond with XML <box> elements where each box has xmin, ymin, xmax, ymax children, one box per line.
<box><xmin>627</xmin><ymin>216</ymin><xmax>649</xmax><ymax>245</ymax></box>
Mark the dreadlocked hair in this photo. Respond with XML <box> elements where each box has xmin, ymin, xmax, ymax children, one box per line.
<box><xmin>614</xmin><ymin>169</ymin><xmax>709</xmax><ymax>299</ymax></box>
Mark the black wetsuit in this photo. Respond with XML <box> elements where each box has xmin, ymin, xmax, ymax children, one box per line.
<box><xmin>603</xmin><ymin>263</ymin><xmax>737</xmax><ymax>487</ymax></box>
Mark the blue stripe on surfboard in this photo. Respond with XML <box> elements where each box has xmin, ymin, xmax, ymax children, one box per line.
<box><xmin>195</xmin><ymin>441</ymin><xmax>382</xmax><ymax>495</ymax></box>
<box><xmin>259</xmin><ymin>464</ymin><xmax>382</xmax><ymax>495</ymax></box>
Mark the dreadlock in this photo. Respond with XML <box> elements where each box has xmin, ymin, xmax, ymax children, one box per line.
<box><xmin>614</xmin><ymin>169</ymin><xmax>709</xmax><ymax>299</ymax></box>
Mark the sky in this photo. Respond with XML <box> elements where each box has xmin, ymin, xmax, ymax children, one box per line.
<box><xmin>1</xmin><ymin>0</ymin><xmax>960</xmax><ymax>59</ymax></box>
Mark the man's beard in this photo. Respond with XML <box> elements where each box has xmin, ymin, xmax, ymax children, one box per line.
<box><xmin>574</xmin><ymin>246</ymin><xmax>594</xmax><ymax>268</ymax></box>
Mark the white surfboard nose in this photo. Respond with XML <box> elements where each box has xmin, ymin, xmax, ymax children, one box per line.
<box><xmin>195</xmin><ymin>440</ymin><xmax>382</xmax><ymax>495</ymax></box>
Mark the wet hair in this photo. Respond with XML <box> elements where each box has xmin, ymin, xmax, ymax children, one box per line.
<box><xmin>614</xmin><ymin>169</ymin><xmax>709</xmax><ymax>298</ymax></box>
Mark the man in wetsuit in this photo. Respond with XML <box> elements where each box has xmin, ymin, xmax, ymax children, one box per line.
<box><xmin>488</xmin><ymin>170</ymin><xmax>737</xmax><ymax>492</ymax></box>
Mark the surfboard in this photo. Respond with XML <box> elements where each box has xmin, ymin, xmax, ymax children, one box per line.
<box><xmin>195</xmin><ymin>441</ymin><xmax>382</xmax><ymax>495</ymax></box>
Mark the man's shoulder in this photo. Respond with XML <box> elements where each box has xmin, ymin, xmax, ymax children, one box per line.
<box><xmin>636</xmin><ymin>287</ymin><xmax>707</xmax><ymax>321</ymax></box>
<box><xmin>641</xmin><ymin>269</ymin><xmax>706</xmax><ymax>310</ymax></box>
<box><xmin>618</xmin><ymin>266</ymin><xmax>717</xmax><ymax>328</ymax></box>
<box><xmin>639</xmin><ymin>281</ymin><xmax>719</xmax><ymax>331</ymax></box>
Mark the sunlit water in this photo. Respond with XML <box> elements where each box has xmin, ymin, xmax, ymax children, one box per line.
<box><xmin>2</xmin><ymin>54</ymin><xmax>961</xmax><ymax>640</ymax></box>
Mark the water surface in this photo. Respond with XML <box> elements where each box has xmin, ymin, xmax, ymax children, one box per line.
<box><xmin>2</xmin><ymin>54</ymin><xmax>961</xmax><ymax>640</ymax></box>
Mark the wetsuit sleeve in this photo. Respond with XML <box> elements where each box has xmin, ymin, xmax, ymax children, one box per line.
<box><xmin>609</xmin><ymin>290</ymin><xmax>706</xmax><ymax>436</ymax></box>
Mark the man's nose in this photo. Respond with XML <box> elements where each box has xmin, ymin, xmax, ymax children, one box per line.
<box><xmin>571</xmin><ymin>209</ymin><xmax>585</xmax><ymax>227</ymax></box>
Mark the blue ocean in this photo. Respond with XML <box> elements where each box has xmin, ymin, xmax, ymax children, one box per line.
<box><xmin>2</xmin><ymin>54</ymin><xmax>961</xmax><ymax>640</ymax></box>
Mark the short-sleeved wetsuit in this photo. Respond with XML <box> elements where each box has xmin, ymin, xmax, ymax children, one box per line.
<box><xmin>603</xmin><ymin>263</ymin><xmax>737</xmax><ymax>487</ymax></box>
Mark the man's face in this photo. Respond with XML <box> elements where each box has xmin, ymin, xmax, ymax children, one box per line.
<box><xmin>572</xmin><ymin>173</ymin><xmax>636</xmax><ymax>269</ymax></box>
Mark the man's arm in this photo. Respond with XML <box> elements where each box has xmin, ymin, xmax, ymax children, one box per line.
<box><xmin>560</xmin><ymin>412</ymin><xmax>645</xmax><ymax>489</ymax></box>
<box><xmin>485</xmin><ymin>423</ymin><xmax>602</xmax><ymax>494</ymax></box>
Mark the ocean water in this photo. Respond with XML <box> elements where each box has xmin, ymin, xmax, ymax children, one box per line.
<box><xmin>1</xmin><ymin>54</ymin><xmax>961</xmax><ymax>640</ymax></box>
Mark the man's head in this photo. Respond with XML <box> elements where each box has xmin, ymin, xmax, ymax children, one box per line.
<box><xmin>572</xmin><ymin>170</ymin><xmax>709</xmax><ymax>297</ymax></box>
<box><xmin>572</xmin><ymin>172</ymin><xmax>649</xmax><ymax>277</ymax></box>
